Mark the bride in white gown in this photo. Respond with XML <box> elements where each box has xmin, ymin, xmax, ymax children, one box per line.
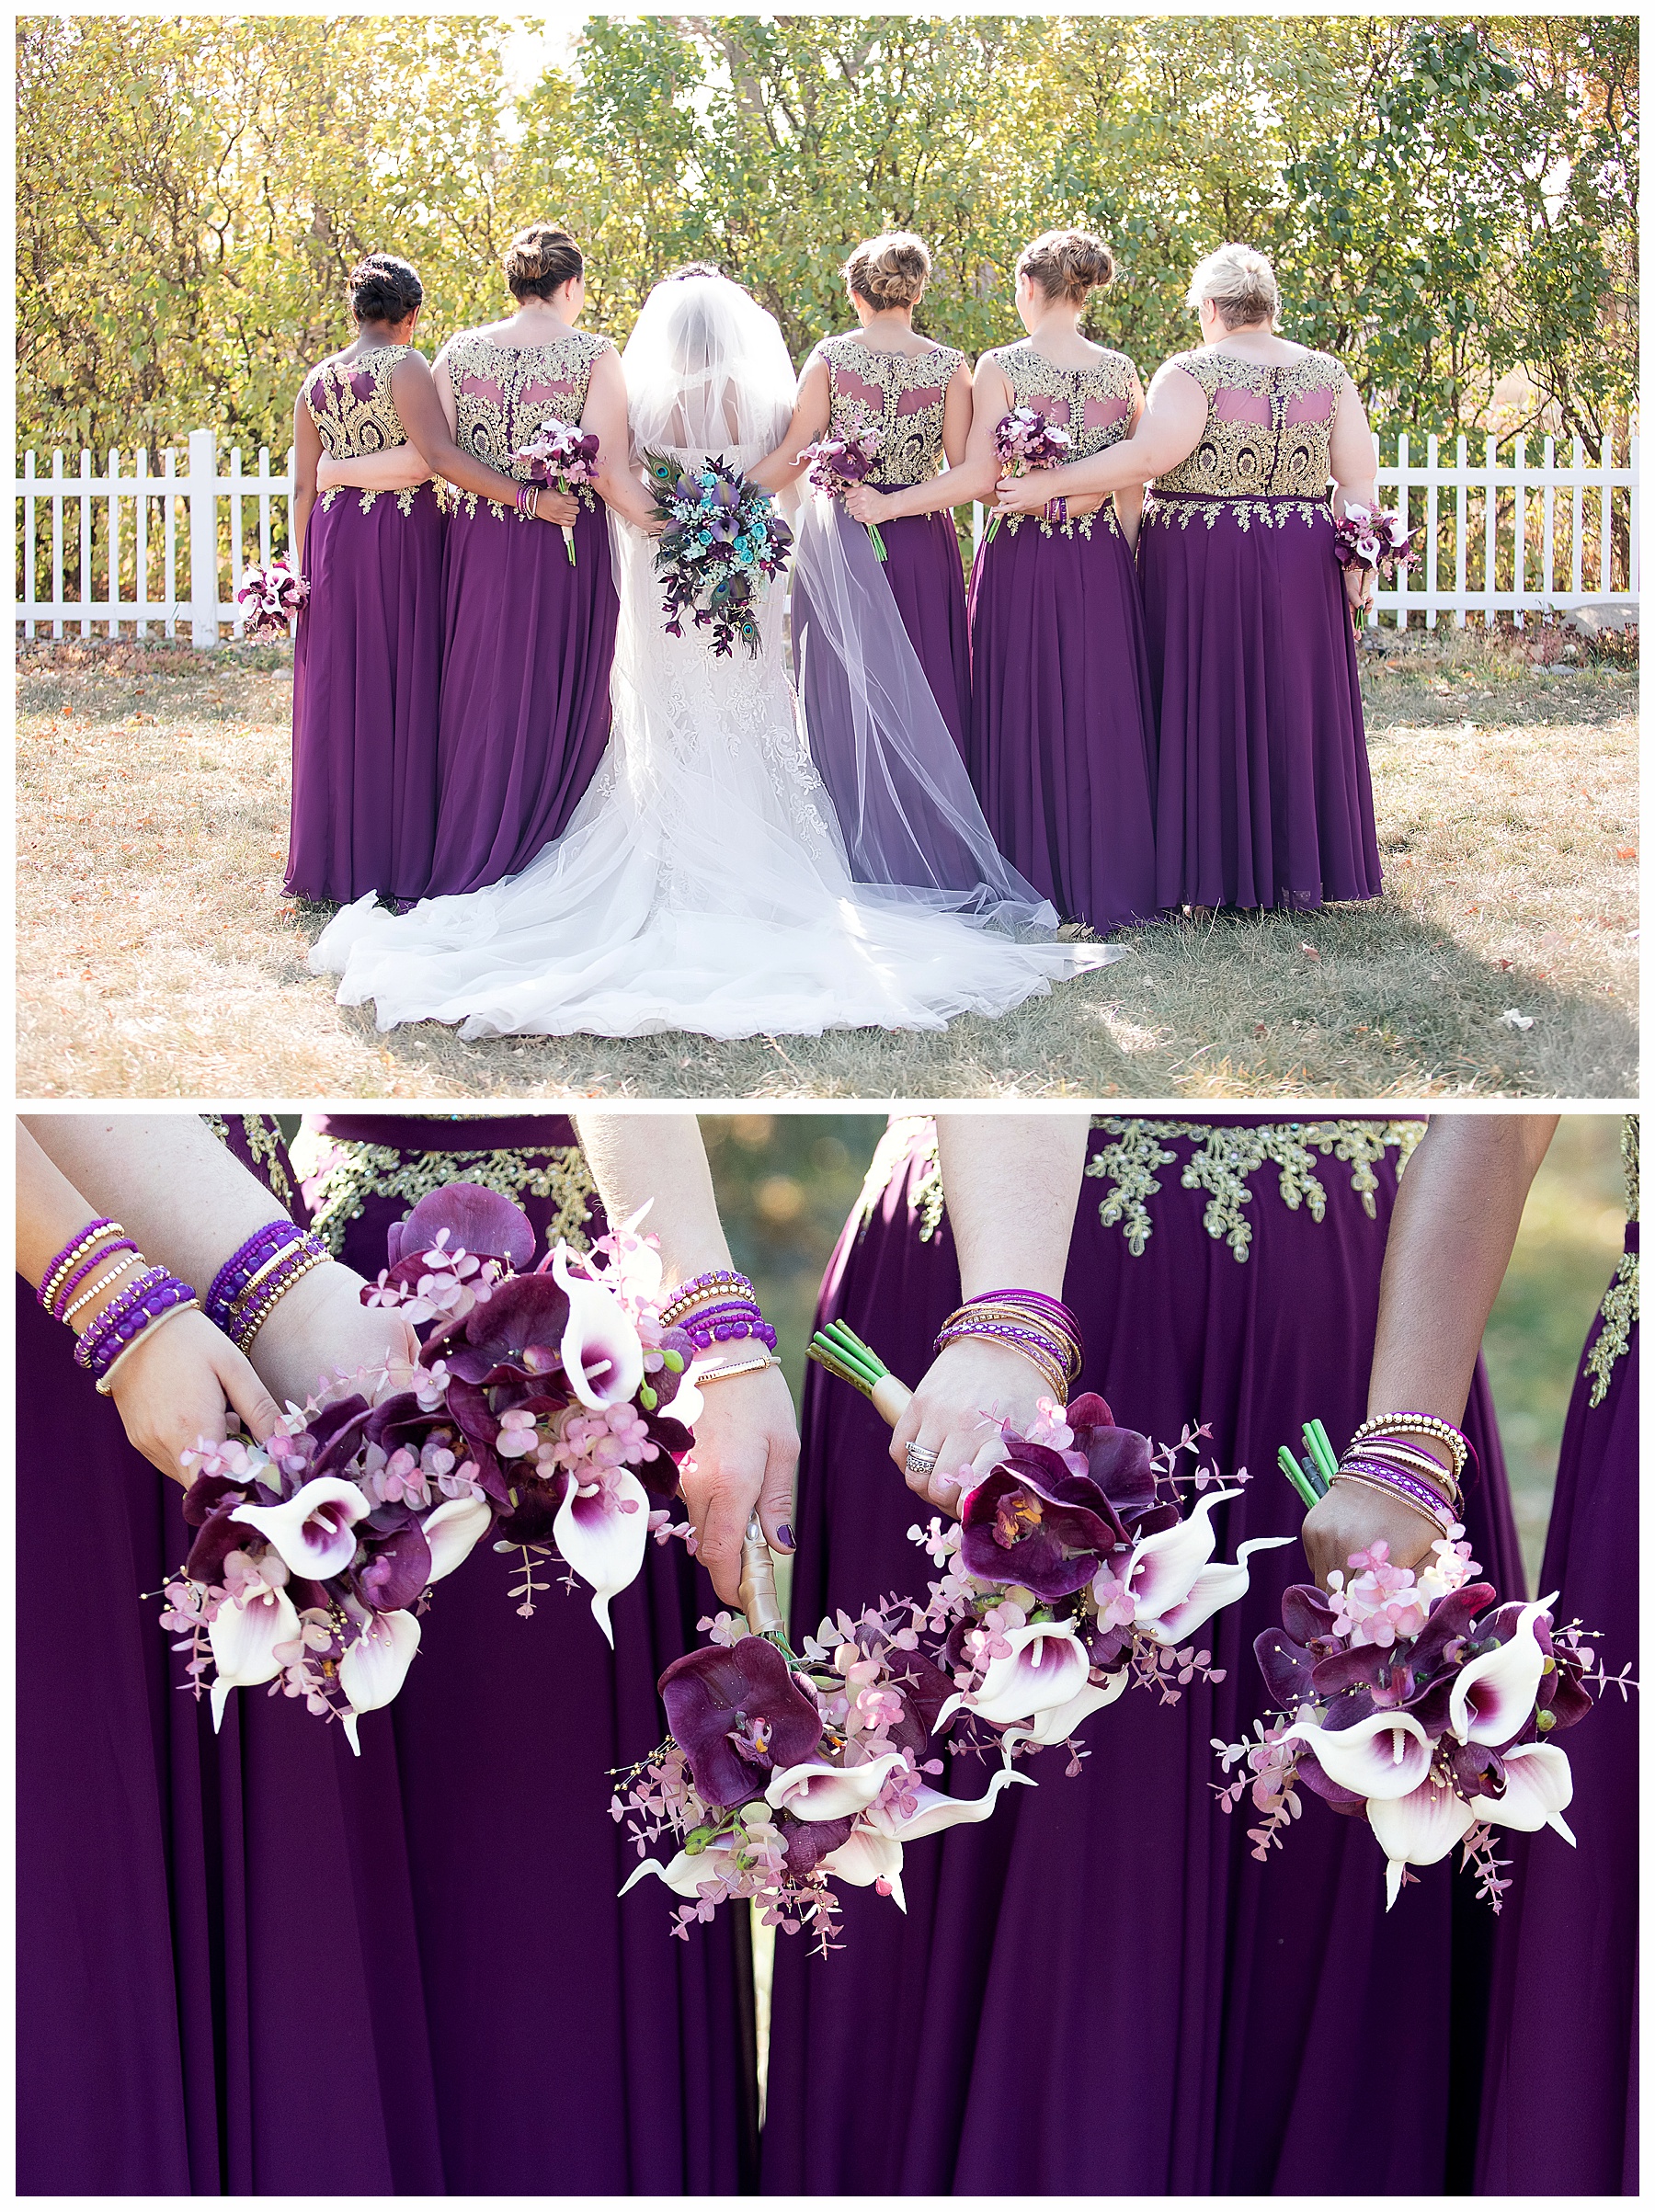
<box><xmin>311</xmin><ymin>271</ymin><xmax>1119</xmax><ymax>1039</ymax></box>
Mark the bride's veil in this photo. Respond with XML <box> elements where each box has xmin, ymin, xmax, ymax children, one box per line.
<box><xmin>621</xmin><ymin>270</ymin><xmax>796</xmax><ymax>461</ymax></box>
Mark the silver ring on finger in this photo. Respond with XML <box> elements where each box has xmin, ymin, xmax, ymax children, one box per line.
<box><xmin>905</xmin><ymin>1443</ymin><xmax>940</xmax><ymax>1478</ymax></box>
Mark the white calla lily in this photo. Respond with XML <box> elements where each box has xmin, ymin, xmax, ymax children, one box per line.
<box><xmin>337</xmin><ymin>1608</ymin><xmax>421</xmax><ymax>1747</ymax></box>
<box><xmin>419</xmin><ymin>1494</ymin><xmax>494</xmax><ymax>1581</ymax></box>
<box><xmin>229</xmin><ymin>1475</ymin><xmax>370</xmax><ymax>1579</ymax></box>
<box><xmin>619</xmin><ymin>1847</ymin><xmax>727</xmax><ymax>1899</ymax></box>
<box><xmin>1449</xmin><ymin>1597</ymin><xmax>1555</xmax><ymax>1745</ymax></box>
<box><xmin>553</xmin><ymin>1243</ymin><xmax>645</xmax><ymax>1409</ymax></box>
<box><xmin>765</xmin><ymin>1750</ymin><xmax>907</xmax><ymax>1823</ymax></box>
<box><xmin>612</xmin><ymin>1202</ymin><xmax>666</xmax><ymax>1300</ymax></box>
<box><xmin>553</xmin><ymin>1466</ymin><xmax>651</xmax><ymax>1647</ymax></box>
<box><xmin>1284</xmin><ymin>1708</ymin><xmax>1433</xmax><ymax>1800</ymax></box>
<box><xmin>1124</xmin><ymin>1487</ymin><xmax>1242</xmax><ymax>1626</ymax></box>
<box><xmin>819</xmin><ymin>1828</ymin><xmax>907</xmax><ymax>1912</ymax></box>
<box><xmin>1000</xmin><ymin>1671</ymin><xmax>1129</xmax><ymax>1750</ymax></box>
<box><xmin>1368</xmin><ymin>1776</ymin><xmax>1479</xmax><ymax>1908</ymax></box>
<box><xmin>864</xmin><ymin>1759</ymin><xmax>1033</xmax><ymax>1840</ymax></box>
<box><xmin>1470</xmin><ymin>1739</ymin><xmax>1576</xmax><ymax>1842</ymax></box>
<box><xmin>207</xmin><ymin>1581</ymin><xmax>300</xmax><ymax>1732</ymax></box>
<box><xmin>954</xmin><ymin>1622</ymin><xmax>1092</xmax><ymax>1727</ymax></box>
<box><xmin>1139</xmin><ymin>1534</ymin><xmax>1295</xmax><ymax>1645</ymax></box>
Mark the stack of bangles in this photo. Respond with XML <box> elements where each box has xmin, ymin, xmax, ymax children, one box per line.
<box><xmin>1044</xmin><ymin>495</ymin><xmax>1068</xmax><ymax>525</ymax></box>
<box><xmin>40</xmin><ymin>1215</ymin><xmax>200</xmax><ymax>1396</ymax></box>
<box><xmin>657</xmin><ymin>1269</ymin><xmax>778</xmax><ymax>1384</ymax></box>
<box><xmin>934</xmin><ymin>1288</ymin><xmax>1084</xmax><ymax>1404</ymax></box>
<box><xmin>203</xmin><ymin>1219</ymin><xmax>332</xmax><ymax>1354</ymax></box>
<box><xmin>514</xmin><ymin>481</ymin><xmax>542</xmax><ymax>521</ymax></box>
<box><xmin>1330</xmin><ymin>1411</ymin><xmax>1471</xmax><ymax>1538</ymax></box>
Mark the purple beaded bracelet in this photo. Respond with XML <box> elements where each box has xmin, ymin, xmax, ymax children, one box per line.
<box><xmin>206</xmin><ymin>1219</ymin><xmax>305</xmax><ymax>1332</ymax></box>
<box><xmin>1338</xmin><ymin>1456</ymin><xmax>1455</xmax><ymax>1532</ymax></box>
<box><xmin>681</xmin><ymin>1302</ymin><xmax>779</xmax><ymax>1352</ymax></box>
<box><xmin>52</xmin><ymin>1237</ymin><xmax>140</xmax><ymax>1319</ymax></box>
<box><xmin>38</xmin><ymin>1217</ymin><xmax>120</xmax><ymax>1310</ymax></box>
<box><xmin>76</xmin><ymin>1268</ymin><xmax>196</xmax><ymax>1380</ymax></box>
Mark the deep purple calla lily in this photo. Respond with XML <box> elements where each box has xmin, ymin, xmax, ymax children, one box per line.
<box><xmin>388</xmin><ymin>1182</ymin><xmax>536</xmax><ymax>1272</ymax></box>
<box><xmin>781</xmin><ymin>1813</ymin><xmax>857</xmax><ymax>1878</ymax></box>
<box><xmin>435</xmin><ymin>1274</ymin><xmax>572</xmax><ymax>1385</ymax></box>
<box><xmin>305</xmin><ymin>1397</ymin><xmax>374</xmax><ymax>1482</ymax></box>
<box><xmin>353</xmin><ymin>1520</ymin><xmax>433</xmax><ymax>1612</ymax></box>
<box><xmin>187</xmin><ymin>1503</ymin><xmax>256</xmax><ymax>1586</ymax></box>
<box><xmin>181</xmin><ymin>1469</ymin><xmax>257</xmax><ymax>1527</ymax></box>
<box><xmin>1281</xmin><ymin>1582</ymin><xmax>1339</xmax><ymax>1648</ymax></box>
<box><xmin>1254</xmin><ymin>1626</ymin><xmax>1318</xmax><ymax>1711</ymax></box>
<box><xmin>658</xmin><ymin>1636</ymin><xmax>823</xmax><ymax>1809</ymax></box>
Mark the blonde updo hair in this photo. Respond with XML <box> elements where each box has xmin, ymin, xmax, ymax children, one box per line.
<box><xmin>503</xmin><ymin>222</ymin><xmax>584</xmax><ymax>302</ymax></box>
<box><xmin>1017</xmin><ymin>228</ymin><xmax>1115</xmax><ymax>306</ymax></box>
<box><xmin>1185</xmin><ymin>243</ymin><xmax>1280</xmax><ymax>330</ymax></box>
<box><xmin>844</xmin><ymin>231</ymin><xmax>930</xmax><ymax>312</ymax></box>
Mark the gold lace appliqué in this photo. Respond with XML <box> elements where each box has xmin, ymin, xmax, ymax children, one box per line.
<box><xmin>821</xmin><ymin>336</ymin><xmax>964</xmax><ymax>491</ymax></box>
<box><xmin>1153</xmin><ymin>348</ymin><xmax>1344</xmax><ymax>501</ymax></box>
<box><xmin>201</xmin><ymin>1114</ymin><xmax>299</xmax><ymax>1212</ymax></box>
<box><xmin>1583</xmin><ymin>1114</ymin><xmax>1639</xmax><ymax>1408</ymax></box>
<box><xmin>304</xmin><ymin>347</ymin><xmax>417</xmax><ymax>462</ymax></box>
<box><xmin>1142</xmin><ymin>493</ymin><xmax>1328</xmax><ymax>534</ymax></box>
<box><xmin>445</xmin><ymin>329</ymin><xmax>611</xmax><ymax>485</ymax></box>
<box><xmin>854</xmin><ymin>1116</ymin><xmax>947</xmax><ymax>1242</ymax></box>
<box><xmin>304</xmin><ymin>1139</ymin><xmax>598</xmax><ymax>1259</ymax></box>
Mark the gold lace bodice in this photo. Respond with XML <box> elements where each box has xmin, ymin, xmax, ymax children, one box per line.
<box><xmin>302</xmin><ymin>1134</ymin><xmax>598</xmax><ymax>1259</ymax></box>
<box><xmin>1152</xmin><ymin>348</ymin><xmax>1344</xmax><ymax>502</ymax></box>
<box><xmin>1583</xmin><ymin>1115</ymin><xmax>1638</xmax><ymax>1407</ymax></box>
<box><xmin>444</xmin><ymin>329</ymin><xmax>612</xmax><ymax>483</ymax></box>
<box><xmin>819</xmin><ymin>335</ymin><xmax>964</xmax><ymax>489</ymax></box>
<box><xmin>856</xmin><ymin>1114</ymin><xmax>1423</xmax><ymax>1261</ymax></box>
<box><xmin>987</xmin><ymin>341</ymin><xmax>1137</xmax><ymax>540</ymax></box>
<box><xmin>303</xmin><ymin>347</ymin><xmax>417</xmax><ymax>460</ymax></box>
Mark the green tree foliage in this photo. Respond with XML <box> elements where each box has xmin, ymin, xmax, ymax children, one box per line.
<box><xmin>17</xmin><ymin>14</ymin><xmax>1637</xmax><ymax>462</ymax></box>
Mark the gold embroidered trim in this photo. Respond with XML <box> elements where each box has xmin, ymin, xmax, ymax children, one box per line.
<box><xmin>1155</xmin><ymin>348</ymin><xmax>1344</xmax><ymax>500</ymax></box>
<box><xmin>445</xmin><ymin>329</ymin><xmax>611</xmax><ymax>478</ymax></box>
<box><xmin>201</xmin><ymin>1114</ymin><xmax>298</xmax><ymax>1212</ymax></box>
<box><xmin>821</xmin><ymin>335</ymin><xmax>964</xmax><ymax>491</ymax></box>
<box><xmin>1582</xmin><ymin>1114</ymin><xmax>1639</xmax><ymax>1407</ymax></box>
<box><xmin>317</xmin><ymin>485</ymin><xmax>423</xmax><ymax>519</ymax></box>
<box><xmin>304</xmin><ymin>1139</ymin><xmax>598</xmax><ymax>1259</ymax></box>
<box><xmin>1142</xmin><ymin>493</ymin><xmax>1328</xmax><ymax>533</ymax></box>
<box><xmin>1000</xmin><ymin>504</ymin><xmax>1119</xmax><ymax>543</ymax></box>
<box><xmin>304</xmin><ymin>347</ymin><xmax>417</xmax><ymax>462</ymax></box>
<box><xmin>855</xmin><ymin>1115</ymin><xmax>1422</xmax><ymax>1258</ymax></box>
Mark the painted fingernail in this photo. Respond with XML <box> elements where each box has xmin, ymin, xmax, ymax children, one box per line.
<box><xmin>776</xmin><ymin>1522</ymin><xmax>795</xmax><ymax>1551</ymax></box>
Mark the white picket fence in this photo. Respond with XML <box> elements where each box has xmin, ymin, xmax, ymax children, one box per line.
<box><xmin>12</xmin><ymin>426</ymin><xmax>1640</xmax><ymax>644</ymax></box>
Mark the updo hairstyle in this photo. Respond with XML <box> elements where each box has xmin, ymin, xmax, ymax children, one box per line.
<box><xmin>347</xmin><ymin>254</ymin><xmax>423</xmax><ymax>326</ymax></box>
<box><xmin>1016</xmin><ymin>229</ymin><xmax>1115</xmax><ymax>305</ymax></box>
<box><xmin>1185</xmin><ymin>243</ymin><xmax>1280</xmax><ymax>330</ymax></box>
<box><xmin>843</xmin><ymin>231</ymin><xmax>930</xmax><ymax>312</ymax></box>
<box><xmin>503</xmin><ymin>222</ymin><xmax>584</xmax><ymax>302</ymax></box>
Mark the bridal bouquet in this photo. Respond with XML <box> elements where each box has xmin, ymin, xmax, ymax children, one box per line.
<box><xmin>617</xmin><ymin>1325</ymin><xmax>1286</xmax><ymax>1948</ymax></box>
<box><xmin>986</xmin><ymin>406</ymin><xmax>1073</xmax><ymax>543</ymax></box>
<box><xmin>158</xmin><ymin>1183</ymin><xmax>700</xmax><ymax>1750</ymax></box>
<box><xmin>796</xmin><ymin>428</ymin><xmax>886</xmax><ymax>559</ymax></box>
<box><xmin>1213</xmin><ymin>1420</ymin><xmax>1604</xmax><ymax>1910</ymax></box>
<box><xmin>514</xmin><ymin>416</ymin><xmax>601</xmax><ymax>564</ymax></box>
<box><xmin>1332</xmin><ymin>503</ymin><xmax>1415</xmax><ymax>586</ymax></box>
<box><xmin>234</xmin><ymin>557</ymin><xmax>308</xmax><ymax>639</ymax></box>
<box><xmin>641</xmin><ymin>450</ymin><xmax>793</xmax><ymax>657</ymax></box>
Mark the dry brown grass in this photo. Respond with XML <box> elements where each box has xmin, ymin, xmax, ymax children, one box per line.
<box><xmin>16</xmin><ymin>630</ymin><xmax>1637</xmax><ymax>1100</ymax></box>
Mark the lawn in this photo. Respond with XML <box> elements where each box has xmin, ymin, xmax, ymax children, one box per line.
<box><xmin>16</xmin><ymin>629</ymin><xmax>1637</xmax><ymax>1099</ymax></box>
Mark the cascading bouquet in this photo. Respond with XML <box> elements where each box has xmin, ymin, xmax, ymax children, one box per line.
<box><xmin>1213</xmin><ymin>1417</ymin><xmax>1605</xmax><ymax>1910</ymax></box>
<box><xmin>1332</xmin><ymin>503</ymin><xmax>1415</xmax><ymax>587</ymax></box>
<box><xmin>234</xmin><ymin>557</ymin><xmax>308</xmax><ymax>640</ymax></box>
<box><xmin>986</xmin><ymin>406</ymin><xmax>1073</xmax><ymax>543</ymax></box>
<box><xmin>615</xmin><ymin>1322</ymin><xmax>1288</xmax><ymax>1948</ymax></box>
<box><xmin>513</xmin><ymin>417</ymin><xmax>601</xmax><ymax>564</ymax></box>
<box><xmin>795</xmin><ymin>428</ymin><xmax>886</xmax><ymax>560</ymax></box>
<box><xmin>640</xmin><ymin>450</ymin><xmax>793</xmax><ymax>656</ymax></box>
<box><xmin>158</xmin><ymin>1183</ymin><xmax>701</xmax><ymax>1751</ymax></box>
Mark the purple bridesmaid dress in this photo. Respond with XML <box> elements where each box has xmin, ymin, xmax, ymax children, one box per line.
<box><xmin>794</xmin><ymin>333</ymin><xmax>972</xmax><ymax>760</ymax></box>
<box><xmin>1476</xmin><ymin>1117</ymin><xmax>1638</xmax><ymax>2193</ymax></box>
<box><xmin>966</xmin><ymin>342</ymin><xmax>1158</xmax><ymax>930</ymax></box>
<box><xmin>1140</xmin><ymin>348</ymin><xmax>1383</xmax><ymax>911</ymax></box>
<box><xmin>17</xmin><ymin>1113</ymin><xmax>758</xmax><ymax>2195</ymax></box>
<box><xmin>287</xmin><ymin>347</ymin><xmax>444</xmax><ymax>903</ymax></box>
<box><xmin>760</xmin><ymin>1114</ymin><xmax>1522</xmax><ymax>2195</ymax></box>
<box><xmin>423</xmin><ymin>335</ymin><xmax>620</xmax><ymax>895</ymax></box>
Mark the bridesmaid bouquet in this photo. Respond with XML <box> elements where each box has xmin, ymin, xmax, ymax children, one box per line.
<box><xmin>618</xmin><ymin>1326</ymin><xmax>1287</xmax><ymax>1949</ymax></box>
<box><xmin>640</xmin><ymin>450</ymin><xmax>794</xmax><ymax>657</ymax></box>
<box><xmin>796</xmin><ymin>429</ymin><xmax>886</xmax><ymax>560</ymax></box>
<box><xmin>1332</xmin><ymin>503</ymin><xmax>1415</xmax><ymax>585</ymax></box>
<box><xmin>1213</xmin><ymin>1420</ymin><xmax>1604</xmax><ymax>1910</ymax></box>
<box><xmin>233</xmin><ymin>557</ymin><xmax>308</xmax><ymax>639</ymax></box>
<box><xmin>514</xmin><ymin>417</ymin><xmax>602</xmax><ymax>564</ymax></box>
<box><xmin>158</xmin><ymin>1184</ymin><xmax>700</xmax><ymax>1751</ymax></box>
<box><xmin>985</xmin><ymin>406</ymin><xmax>1072</xmax><ymax>544</ymax></box>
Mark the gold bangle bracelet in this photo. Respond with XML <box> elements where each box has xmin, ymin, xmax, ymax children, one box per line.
<box><xmin>232</xmin><ymin>1248</ymin><xmax>329</xmax><ymax>1353</ymax></box>
<box><xmin>63</xmin><ymin>1251</ymin><xmax>144</xmax><ymax>1322</ymax></box>
<box><xmin>695</xmin><ymin>1354</ymin><xmax>776</xmax><ymax>1385</ymax></box>
<box><xmin>95</xmin><ymin>1298</ymin><xmax>202</xmax><ymax>1394</ymax></box>
<box><xmin>43</xmin><ymin>1222</ymin><xmax>130</xmax><ymax>1306</ymax></box>
<box><xmin>224</xmin><ymin>1237</ymin><xmax>306</xmax><ymax>1324</ymax></box>
<box><xmin>1331</xmin><ymin>1468</ymin><xmax>1453</xmax><ymax>1538</ymax></box>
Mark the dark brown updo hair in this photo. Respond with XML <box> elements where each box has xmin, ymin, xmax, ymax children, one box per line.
<box><xmin>1016</xmin><ymin>229</ymin><xmax>1115</xmax><ymax>306</ymax></box>
<box><xmin>843</xmin><ymin>231</ymin><xmax>930</xmax><ymax>311</ymax></box>
<box><xmin>503</xmin><ymin>222</ymin><xmax>584</xmax><ymax>302</ymax></box>
<box><xmin>348</xmin><ymin>253</ymin><xmax>423</xmax><ymax>326</ymax></box>
<box><xmin>666</xmin><ymin>261</ymin><xmax>723</xmax><ymax>282</ymax></box>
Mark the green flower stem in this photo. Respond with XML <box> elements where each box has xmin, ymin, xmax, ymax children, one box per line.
<box><xmin>1276</xmin><ymin>1444</ymin><xmax>1321</xmax><ymax>1512</ymax></box>
<box><xmin>1304</xmin><ymin>1420</ymin><xmax>1340</xmax><ymax>1494</ymax></box>
<box><xmin>807</xmin><ymin>1318</ymin><xmax>890</xmax><ymax>1394</ymax></box>
<box><xmin>867</xmin><ymin>522</ymin><xmax>887</xmax><ymax>562</ymax></box>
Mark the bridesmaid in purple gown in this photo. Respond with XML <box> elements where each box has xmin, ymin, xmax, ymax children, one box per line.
<box><xmin>17</xmin><ymin>1112</ymin><xmax>758</xmax><ymax>2194</ymax></box>
<box><xmin>998</xmin><ymin>243</ymin><xmax>1383</xmax><ymax>914</ymax></box>
<box><xmin>761</xmin><ymin>1112</ymin><xmax>1523</xmax><ymax>2194</ymax></box>
<box><xmin>953</xmin><ymin>231</ymin><xmax>1158</xmax><ymax>929</ymax></box>
<box><xmin>287</xmin><ymin>255</ymin><xmax>445</xmax><ymax>902</ymax></box>
<box><xmin>1475</xmin><ymin>1117</ymin><xmax>1638</xmax><ymax>2193</ymax></box>
<box><xmin>758</xmin><ymin>232</ymin><xmax>974</xmax><ymax>758</ymax></box>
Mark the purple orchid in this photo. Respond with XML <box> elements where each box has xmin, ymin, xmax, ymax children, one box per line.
<box><xmin>388</xmin><ymin>1181</ymin><xmax>536</xmax><ymax>1274</ymax></box>
<box><xmin>658</xmin><ymin>1636</ymin><xmax>824</xmax><ymax>1809</ymax></box>
<box><xmin>959</xmin><ymin>1429</ymin><xmax>1133</xmax><ymax>1600</ymax></box>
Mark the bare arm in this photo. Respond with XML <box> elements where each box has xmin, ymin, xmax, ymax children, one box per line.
<box><xmin>291</xmin><ymin>389</ymin><xmax>320</xmax><ymax>563</ymax></box>
<box><xmin>580</xmin><ymin>347</ymin><xmax>660</xmax><ymax>533</ymax></box>
<box><xmin>315</xmin><ymin>446</ymin><xmax>431</xmax><ymax>494</ymax></box>
<box><xmin>1330</xmin><ymin>371</ymin><xmax>1380</xmax><ymax>612</ymax></box>
<box><xmin>847</xmin><ymin>357</ymin><xmax>1003</xmax><ymax>525</ymax></box>
<box><xmin>393</xmin><ymin>350</ymin><xmax>576</xmax><ymax>524</ymax></box>
<box><xmin>1300</xmin><ymin>1114</ymin><xmax>1558</xmax><ymax>1587</ymax></box>
<box><xmin>1112</xmin><ymin>371</ymin><xmax>1148</xmax><ymax>550</ymax></box>
<box><xmin>890</xmin><ymin>1115</ymin><xmax>1091</xmax><ymax>1513</ymax></box>
<box><xmin>574</xmin><ymin>1112</ymin><xmax>799</xmax><ymax>1602</ymax></box>
<box><xmin>996</xmin><ymin>359</ymin><xmax>1206</xmax><ymax>513</ymax></box>
<box><xmin>748</xmin><ymin>355</ymin><xmax>832</xmax><ymax>493</ymax></box>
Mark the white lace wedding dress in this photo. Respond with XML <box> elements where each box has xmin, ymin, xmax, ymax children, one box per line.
<box><xmin>310</xmin><ymin>278</ymin><xmax>1116</xmax><ymax>1040</ymax></box>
